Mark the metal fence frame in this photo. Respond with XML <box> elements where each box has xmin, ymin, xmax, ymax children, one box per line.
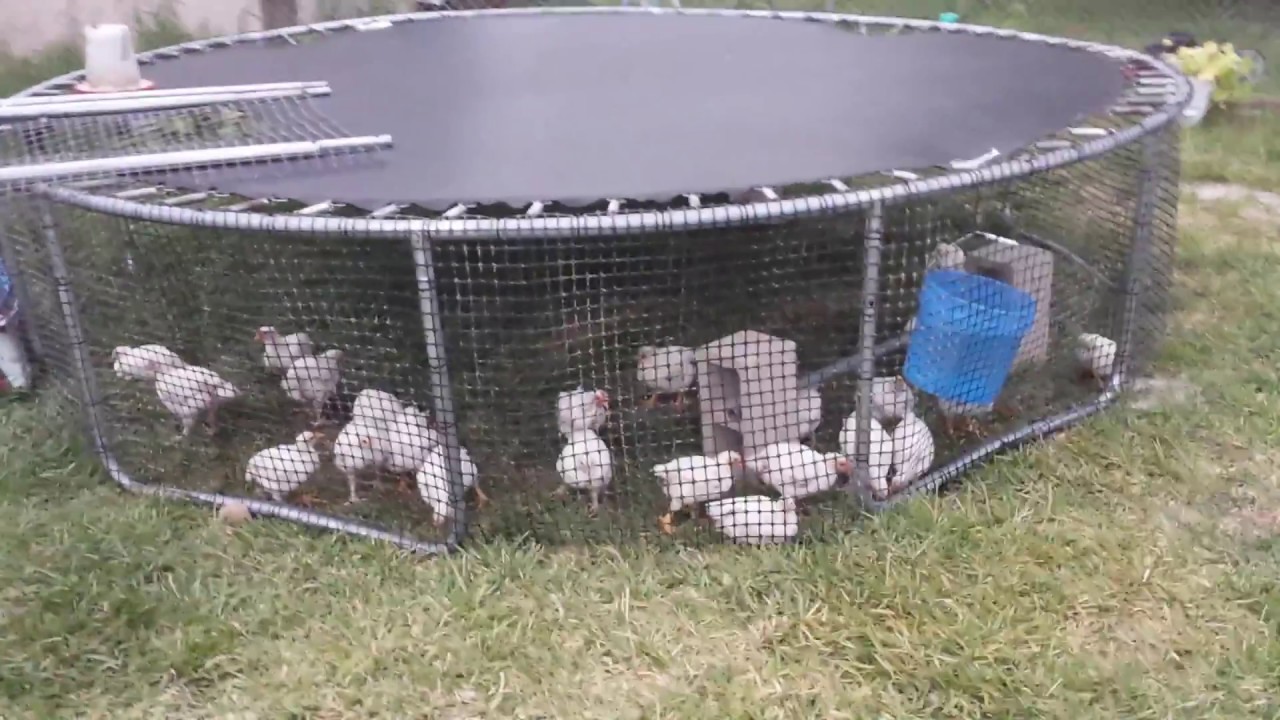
<box><xmin>3</xmin><ymin>5</ymin><xmax>1191</xmax><ymax>554</ymax></box>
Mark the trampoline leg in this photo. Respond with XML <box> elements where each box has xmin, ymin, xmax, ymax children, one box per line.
<box><xmin>38</xmin><ymin>199</ymin><xmax>111</xmax><ymax>460</ymax></box>
<box><xmin>409</xmin><ymin>230</ymin><xmax>468</xmax><ymax>551</ymax></box>
<box><xmin>1113</xmin><ymin>132</ymin><xmax>1164</xmax><ymax>388</ymax></box>
<box><xmin>848</xmin><ymin>200</ymin><xmax>884</xmax><ymax>507</ymax></box>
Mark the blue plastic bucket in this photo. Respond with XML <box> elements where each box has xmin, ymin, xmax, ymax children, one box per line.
<box><xmin>903</xmin><ymin>270</ymin><xmax>1037</xmax><ymax>407</ymax></box>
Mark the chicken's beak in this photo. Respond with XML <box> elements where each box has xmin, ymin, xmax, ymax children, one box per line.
<box><xmin>836</xmin><ymin>458</ymin><xmax>853</xmax><ymax>476</ymax></box>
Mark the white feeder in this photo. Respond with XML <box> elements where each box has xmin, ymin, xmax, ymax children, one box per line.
<box><xmin>79</xmin><ymin>24</ymin><xmax>153</xmax><ymax>93</ymax></box>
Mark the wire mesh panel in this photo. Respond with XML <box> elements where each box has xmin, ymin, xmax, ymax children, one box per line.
<box><xmin>0</xmin><ymin>7</ymin><xmax>1186</xmax><ymax>551</ymax></box>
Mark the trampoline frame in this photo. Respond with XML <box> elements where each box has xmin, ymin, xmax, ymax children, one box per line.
<box><xmin>2</xmin><ymin>5</ymin><xmax>1191</xmax><ymax>555</ymax></box>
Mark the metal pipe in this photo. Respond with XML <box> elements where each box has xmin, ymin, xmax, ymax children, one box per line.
<box><xmin>410</xmin><ymin>230</ymin><xmax>468</xmax><ymax>550</ymax></box>
<box><xmin>0</xmin><ymin>81</ymin><xmax>330</xmax><ymax>107</ymax></box>
<box><xmin>0</xmin><ymin>135</ymin><xmax>393</xmax><ymax>184</ymax></box>
<box><xmin>846</xmin><ymin>201</ymin><xmax>883</xmax><ymax>503</ymax></box>
<box><xmin>39</xmin><ymin>200</ymin><xmax>110</xmax><ymax>443</ymax></box>
<box><xmin>0</xmin><ymin>86</ymin><xmax>331</xmax><ymax>121</ymax></box>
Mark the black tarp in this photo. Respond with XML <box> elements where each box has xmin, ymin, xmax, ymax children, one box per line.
<box><xmin>143</xmin><ymin>13</ymin><xmax>1127</xmax><ymax>209</ymax></box>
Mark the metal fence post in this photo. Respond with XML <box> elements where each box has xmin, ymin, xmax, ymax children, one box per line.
<box><xmin>409</xmin><ymin>230</ymin><xmax>469</xmax><ymax>549</ymax></box>
<box><xmin>849</xmin><ymin>200</ymin><xmax>883</xmax><ymax>505</ymax></box>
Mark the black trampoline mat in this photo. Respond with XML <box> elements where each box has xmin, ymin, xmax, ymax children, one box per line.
<box><xmin>142</xmin><ymin>13</ymin><xmax>1127</xmax><ymax>209</ymax></box>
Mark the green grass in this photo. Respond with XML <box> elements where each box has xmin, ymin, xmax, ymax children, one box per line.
<box><xmin>3</xmin><ymin>1</ymin><xmax>1280</xmax><ymax>717</ymax></box>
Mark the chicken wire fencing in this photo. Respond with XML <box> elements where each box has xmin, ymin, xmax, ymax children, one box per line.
<box><xmin>0</xmin><ymin>10</ymin><xmax>1185</xmax><ymax>554</ymax></box>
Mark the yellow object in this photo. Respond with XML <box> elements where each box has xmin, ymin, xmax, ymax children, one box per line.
<box><xmin>1172</xmin><ymin>41</ymin><xmax>1255</xmax><ymax>105</ymax></box>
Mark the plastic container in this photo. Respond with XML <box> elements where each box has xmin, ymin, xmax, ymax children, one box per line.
<box><xmin>938</xmin><ymin>12</ymin><xmax>960</xmax><ymax>23</ymax></box>
<box><xmin>83</xmin><ymin>24</ymin><xmax>144</xmax><ymax>92</ymax></box>
<box><xmin>903</xmin><ymin>269</ymin><xmax>1037</xmax><ymax>407</ymax></box>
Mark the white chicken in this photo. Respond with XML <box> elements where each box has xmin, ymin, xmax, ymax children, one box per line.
<box><xmin>871</xmin><ymin>375</ymin><xmax>917</xmax><ymax>425</ymax></box>
<box><xmin>385</xmin><ymin>403</ymin><xmax>445</xmax><ymax>490</ymax></box>
<box><xmin>704</xmin><ymin>495</ymin><xmax>800</xmax><ymax>545</ymax></box>
<box><xmin>888</xmin><ymin>411</ymin><xmax>935</xmax><ymax>497</ymax></box>
<box><xmin>749</xmin><ymin>442</ymin><xmax>851</xmax><ymax>501</ymax></box>
<box><xmin>244</xmin><ymin>431</ymin><xmax>324</xmax><ymax>504</ymax></box>
<box><xmin>254</xmin><ymin>326</ymin><xmax>314</xmax><ymax>374</ymax></box>
<box><xmin>153</xmin><ymin>363</ymin><xmax>240</xmax><ymax>436</ymax></box>
<box><xmin>555</xmin><ymin>428</ymin><xmax>614</xmax><ymax>514</ymax></box>
<box><xmin>332</xmin><ymin>417</ymin><xmax>390</xmax><ymax>504</ymax></box>
<box><xmin>927</xmin><ymin>241</ymin><xmax>966</xmax><ymax>271</ymax></box>
<box><xmin>111</xmin><ymin>344</ymin><xmax>184</xmax><ymax>381</ymax></box>
<box><xmin>652</xmin><ymin>449</ymin><xmax>743</xmax><ymax>534</ymax></box>
<box><xmin>636</xmin><ymin>344</ymin><xmax>697</xmax><ymax>411</ymax></box>
<box><xmin>282</xmin><ymin>349</ymin><xmax>344</xmax><ymax>425</ymax></box>
<box><xmin>839</xmin><ymin>409</ymin><xmax>894</xmax><ymax>499</ymax></box>
<box><xmin>351</xmin><ymin>388</ymin><xmax>404</xmax><ymax>426</ymax></box>
<box><xmin>415</xmin><ymin>443</ymin><xmax>486</xmax><ymax>527</ymax></box>
<box><xmin>556</xmin><ymin>385</ymin><xmax>611</xmax><ymax>436</ymax></box>
<box><xmin>1075</xmin><ymin>332</ymin><xmax>1118</xmax><ymax>389</ymax></box>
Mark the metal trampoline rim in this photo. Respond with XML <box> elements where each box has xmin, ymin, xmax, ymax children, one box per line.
<box><xmin>18</xmin><ymin>5</ymin><xmax>1191</xmax><ymax>242</ymax></box>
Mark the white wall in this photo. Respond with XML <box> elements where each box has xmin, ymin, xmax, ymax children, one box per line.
<box><xmin>0</xmin><ymin>0</ymin><xmax>412</xmax><ymax>57</ymax></box>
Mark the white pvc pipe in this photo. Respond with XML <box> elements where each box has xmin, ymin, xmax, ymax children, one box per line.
<box><xmin>1</xmin><ymin>81</ymin><xmax>330</xmax><ymax>107</ymax></box>
<box><xmin>0</xmin><ymin>86</ymin><xmax>331</xmax><ymax>121</ymax></box>
<box><xmin>0</xmin><ymin>135</ymin><xmax>393</xmax><ymax>184</ymax></box>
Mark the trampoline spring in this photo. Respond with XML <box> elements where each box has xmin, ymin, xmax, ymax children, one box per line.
<box><xmin>950</xmin><ymin>148</ymin><xmax>1000</xmax><ymax>171</ymax></box>
<box><xmin>163</xmin><ymin>191</ymin><xmax>213</xmax><ymax>206</ymax></box>
<box><xmin>369</xmin><ymin>204</ymin><xmax>404</xmax><ymax>218</ymax></box>
<box><xmin>441</xmin><ymin>204</ymin><xmax>471</xmax><ymax>219</ymax></box>
<box><xmin>826</xmin><ymin>179</ymin><xmax>850</xmax><ymax>192</ymax></box>
<box><xmin>1068</xmin><ymin>127</ymin><xmax>1110</xmax><ymax>137</ymax></box>
<box><xmin>685</xmin><ymin>194</ymin><xmax>702</xmax><ymax>209</ymax></box>
<box><xmin>224</xmin><ymin>197</ymin><xmax>273</xmax><ymax>212</ymax></box>
<box><xmin>525</xmin><ymin>201</ymin><xmax>547</xmax><ymax>217</ymax></box>
<box><xmin>296</xmin><ymin>201</ymin><xmax>336</xmax><ymax>216</ymax></box>
<box><xmin>885</xmin><ymin>170</ymin><xmax>919</xmax><ymax>181</ymax></box>
<box><xmin>113</xmin><ymin>186</ymin><xmax>163</xmax><ymax>199</ymax></box>
<box><xmin>606</xmin><ymin>199</ymin><xmax>625</xmax><ymax>214</ymax></box>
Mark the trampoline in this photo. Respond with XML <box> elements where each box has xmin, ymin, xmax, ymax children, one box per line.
<box><xmin>1</xmin><ymin>6</ymin><xmax>1189</xmax><ymax>554</ymax></box>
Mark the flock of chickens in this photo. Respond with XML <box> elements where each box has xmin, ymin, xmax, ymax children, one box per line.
<box><xmin>103</xmin><ymin>242</ymin><xmax>1121</xmax><ymax>544</ymax></box>
<box><xmin>110</xmin><ymin>327</ymin><xmax>486</xmax><ymax>526</ymax></box>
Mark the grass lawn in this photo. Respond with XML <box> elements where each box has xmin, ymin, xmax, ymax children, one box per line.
<box><xmin>2</xmin><ymin>2</ymin><xmax>1280</xmax><ymax>717</ymax></box>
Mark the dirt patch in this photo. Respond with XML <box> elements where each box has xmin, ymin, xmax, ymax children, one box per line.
<box><xmin>1185</xmin><ymin>182</ymin><xmax>1280</xmax><ymax>224</ymax></box>
<box><xmin>1219</xmin><ymin>508</ymin><xmax>1280</xmax><ymax>541</ymax></box>
<box><xmin>1126</xmin><ymin>376</ymin><xmax>1201</xmax><ymax>413</ymax></box>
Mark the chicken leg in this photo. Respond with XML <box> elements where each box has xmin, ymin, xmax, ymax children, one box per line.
<box><xmin>472</xmin><ymin>484</ymin><xmax>490</xmax><ymax>508</ymax></box>
<box><xmin>943</xmin><ymin>414</ymin><xmax>981</xmax><ymax>440</ymax></box>
<box><xmin>343</xmin><ymin>474</ymin><xmax>361</xmax><ymax>505</ymax></box>
<box><xmin>292</xmin><ymin>492</ymin><xmax>320</xmax><ymax>509</ymax></box>
<box><xmin>206</xmin><ymin>406</ymin><xmax>222</xmax><ymax>436</ymax></box>
<box><xmin>658</xmin><ymin>512</ymin><xmax>676</xmax><ymax>535</ymax></box>
<box><xmin>310</xmin><ymin>399</ymin><xmax>327</xmax><ymax>429</ymax></box>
